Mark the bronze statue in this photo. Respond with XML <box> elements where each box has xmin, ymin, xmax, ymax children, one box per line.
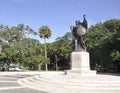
<box><xmin>70</xmin><ymin>15</ymin><xmax>88</xmax><ymax>51</ymax></box>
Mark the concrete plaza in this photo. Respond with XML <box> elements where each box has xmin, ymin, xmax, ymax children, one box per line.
<box><xmin>15</xmin><ymin>71</ymin><xmax>120</xmax><ymax>93</ymax></box>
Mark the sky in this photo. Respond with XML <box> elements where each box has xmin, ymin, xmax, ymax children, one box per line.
<box><xmin>0</xmin><ymin>0</ymin><xmax>120</xmax><ymax>43</ymax></box>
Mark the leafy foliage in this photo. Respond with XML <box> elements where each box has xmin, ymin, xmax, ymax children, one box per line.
<box><xmin>0</xmin><ymin>19</ymin><xmax>120</xmax><ymax>72</ymax></box>
<box><xmin>0</xmin><ymin>24</ymin><xmax>42</xmax><ymax>70</ymax></box>
<box><xmin>47</xmin><ymin>32</ymin><xmax>73</xmax><ymax>70</ymax></box>
<box><xmin>84</xmin><ymin>19</ymin><xmax>120</xmax><ymax>72</ymax></box>
<box><xmin>38</xmin><ymin>26</ymin><xmax>52</xmax><ymax>39</ymax></box>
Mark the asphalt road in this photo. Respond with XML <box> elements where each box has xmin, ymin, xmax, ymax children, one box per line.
<box><xmin>0</xmin><ymin>73</ymin><xmax>48</xmax><ymax>93</ymax></box>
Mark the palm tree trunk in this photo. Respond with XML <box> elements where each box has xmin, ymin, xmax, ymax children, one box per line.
<box><xmin>44</xmin><ymin>38</ymin><xmax>48</xmax><ymax>71</ymax></box>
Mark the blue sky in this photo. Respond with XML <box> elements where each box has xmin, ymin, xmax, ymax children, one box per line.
<box><xmin>0</xmin><ymin>0</ymin><xmax>120</xmax><ymax>43</ymax></box>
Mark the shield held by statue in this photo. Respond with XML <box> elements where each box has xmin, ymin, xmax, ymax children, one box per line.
<box><xmin>76</xmin><ymin>25</ymin><xmax>86</xmax><ymax>36</ymax></box>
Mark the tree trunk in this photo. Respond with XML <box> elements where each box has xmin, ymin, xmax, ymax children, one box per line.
<box><xmin>38</xmin><ymin>63</ymin><xmax>42</xmax><ymax>70</ymax></box>
<box><xmin>55</xmin><ymin>54</ymin><xmax>58</xmax><ymax>71</ymax></box>
<box><xmin>44</xmin><ymin>38</ymin><xmax>48</xmax><ymax>71</ymax></box>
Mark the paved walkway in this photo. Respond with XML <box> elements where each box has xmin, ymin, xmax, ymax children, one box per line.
<box><xmin>1</xmin><ymin>72</ymin><xmax>120</xmax><ymax>93</ymax></box>
<box><xmin>0</xmin><ymin>72</ymin><xmax>49</xmax><ymax>93</ymax></box>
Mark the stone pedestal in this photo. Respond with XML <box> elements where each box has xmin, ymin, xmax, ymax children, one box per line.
<box><xmin>65</xmin><ymin>51</ymin><xmax>96</xmax><ymax>75</ymax></box>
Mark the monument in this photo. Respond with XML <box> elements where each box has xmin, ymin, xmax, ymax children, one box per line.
<box><xmin>65</xmin><ymin>15</ymin><xmax>96</xmax><ymax>75</ymax></box>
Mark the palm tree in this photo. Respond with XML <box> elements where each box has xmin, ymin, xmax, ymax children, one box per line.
<box><xmin>38</xmin><ymin>25</ymin><xmax>52</xmax><ymax>70</ymax></box>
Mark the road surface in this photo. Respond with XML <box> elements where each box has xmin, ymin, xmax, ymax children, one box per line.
<box><xmin>0</xmin><ymin>72</ymin><xmax>48</xmax><ymax>93</ymax></box>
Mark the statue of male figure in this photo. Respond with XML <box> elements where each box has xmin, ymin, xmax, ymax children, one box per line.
<box><xmin>70</xmin><ymin>15</ymin><xmax>88</xmax><ymax>51</ymax></box>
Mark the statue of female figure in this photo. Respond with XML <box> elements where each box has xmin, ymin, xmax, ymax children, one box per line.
<box><xmin>70</xmin><ymin>15</ymin><xmax>88</xmax><ymax>51</ymax></box>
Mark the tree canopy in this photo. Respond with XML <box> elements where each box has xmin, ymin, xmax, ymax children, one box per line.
<box><xmin>0</xmin><ymin>19</ymin><xmax>120</xmax><ymax>72</ymax></box>
<box><xmin>84</xmin><ymin>19</ymin><xmax>120</xmax><ymax>72</ymax></box>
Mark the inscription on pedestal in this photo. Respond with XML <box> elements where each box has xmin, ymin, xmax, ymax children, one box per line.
<box><xmin>65</xmin><ymin>51</ymin><xmax>96</xmax><ymax>75</ymax></box>
<box><xmin>71</xmin><ymin>52</ymin><xmax>90</xmax><ymax>70</ymax></box>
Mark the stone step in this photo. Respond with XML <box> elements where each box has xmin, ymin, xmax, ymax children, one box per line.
<box><xmin>28</xmin><ymin>77</ymin><xmax>64</xmax><ymax>88</ymax></box>
<box><xmin>20</xmin><ymin>76</ymin><xmax>120</xmax><ymax>88</ymax></box>
<box><xmin>33</xmin><ymin>75</ymin><xmax>120</xmax><ymax>87</ymax></box>
<box><xmin>18</xmin><ymin>77</ymin><xmax>72</xmax><ymax>93</ymax></box>
<box><xmin>19</xmin><ymin>78</ymin><xmax>120</xmax><ymax>93</ymax></box>
<box><xmin>18</xmin><ymin>78</ymin><xmax>54</xmax><ymax>92</ymax></box>
<box><xmin>17</xmin><ymin>75</ymin><xmax>120</xmax><ymax>93</ymax></box>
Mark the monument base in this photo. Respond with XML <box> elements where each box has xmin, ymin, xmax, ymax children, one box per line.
<box><xmin>65</xmin><ymin>70</ymin><xmax>96</xmax><ymax>75</ymax></box>
<box><xmin>65</xmin><ymin>51</ymin><xmax>96</xmax><ymax>75</ymax></box>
